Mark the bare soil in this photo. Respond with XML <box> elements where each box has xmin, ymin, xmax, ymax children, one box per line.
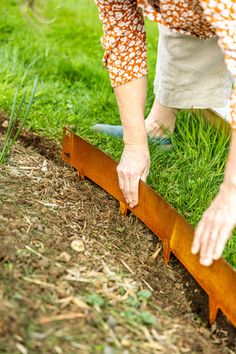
<box><xmin>0</xmin><ymin>122</ymin><xmax>235</xmax><ymax>353</ymax></box>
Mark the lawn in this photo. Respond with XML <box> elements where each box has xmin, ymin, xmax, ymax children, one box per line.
<box><xmin>0</xmin><ymin>0</ymin><xmax>235</xmax><ymax>267</ymax></box>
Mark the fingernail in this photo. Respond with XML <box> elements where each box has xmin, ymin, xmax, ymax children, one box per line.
<box><xmin>200</xmin><ymin>258</ymin><xmax>212</xmax><ymax>267</ymax></box>
<box><xmin>191</xmin><ymin>246</ymin><xmax>198</xmax><ymax>254</ymax></box>
<box><xmin>213</xmin><ymin>253</ymin><xmax>220</xmax><ymax>260</ymax></box>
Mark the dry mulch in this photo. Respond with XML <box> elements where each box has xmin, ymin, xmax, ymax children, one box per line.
<box><xmin>0</xmin><ymin>125</ymin><xmax>235</xmax><ymax>353</ymax></box>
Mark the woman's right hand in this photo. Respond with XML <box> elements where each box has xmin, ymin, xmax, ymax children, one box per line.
<box><xmin>116</xmin><ymin>143</ymin><xmax>150</xmax><ymax>209</ymax></box>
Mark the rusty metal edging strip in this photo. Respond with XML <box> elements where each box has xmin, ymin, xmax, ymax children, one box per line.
<box><xmin>201</xmin><ymin>108</ymin><xmax>231</xmax><ymax>134</ymax></box>
<box><xmin>62</xmin><ymin>127</ymin><xmax>236</xmax><ymax>328</ymax></box>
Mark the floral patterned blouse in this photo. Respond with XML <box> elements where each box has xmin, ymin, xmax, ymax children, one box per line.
<box><xmin>95</xmin><ymin>0</ymin><xmax>236</xmax><ymax>128</ymax></box>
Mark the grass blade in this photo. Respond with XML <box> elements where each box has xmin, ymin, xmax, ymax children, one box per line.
<box><xmin>0</xmin><ymin>77</ymin><xmax>38</xmax><ymax>164</ymax></box>
<box><xmin>9</xmin><ymin>77</ymin><xmax>38</xmax><ymax>149</ymax></box>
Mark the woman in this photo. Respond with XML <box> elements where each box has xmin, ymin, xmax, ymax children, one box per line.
<box><xmin>94</xmin><ymin>0</ymin><xmax>236</xmax><ymax>267</ymax></box>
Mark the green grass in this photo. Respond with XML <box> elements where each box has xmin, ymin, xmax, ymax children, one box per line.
<box><xmin>0</xmin><ymin>0</ymin><xmax>235</xmax><ymax>267</ymax></box>
<box><xmin>0</xmin><ymin>77</ymin><xmax>38</xmax><ymax>164</ymax></box>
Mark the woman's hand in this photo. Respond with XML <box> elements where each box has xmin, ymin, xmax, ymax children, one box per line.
<box><xmin>192</xmin><ymin>182</ymin><xmax>236</xmax><ymax>266</ymax></box>
<box><xmin>117</xmin><ymin>143</ymin><xmax>150</xmax><ymax>209</ymax></box>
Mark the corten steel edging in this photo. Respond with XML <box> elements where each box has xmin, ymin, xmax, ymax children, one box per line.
<box><xmin>199</xmin><ymin>109</ymin><xmax>231</xmax><ymax>135</ymax></box>
<box><xmin>62</xmin><ymin>127</ymin><xmax>236</xmax><ymax>328</ymax></box>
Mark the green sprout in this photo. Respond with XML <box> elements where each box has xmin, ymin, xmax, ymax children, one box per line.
<box><xmin>0</xmin><ymin>77</ymin><xmax>38</xmax><ymax>165</ymax></box>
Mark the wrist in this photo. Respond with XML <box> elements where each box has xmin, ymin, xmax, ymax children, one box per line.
<box><xmin>123</xmin><ymin>127</ymin><xmax>147</xmax><ymax>146</ymax></box>
<box><xmin>124</xmin><ymin>137</ymin><xmax>148</xmax><ymax>146</ymax></box>
<box><xmin>124</xmin><ymin>143</ymin><xmax>149</xmax><ymax>152</ymax></box>
<box><xmin>221</xmin><ymin>179</ymin><xmax>236</xmax><ymax>193</ymax></box>
<box><xmin>123</xmin><ymin>143</ymin><xmax>150</xmax><ymax>159</ymax></box>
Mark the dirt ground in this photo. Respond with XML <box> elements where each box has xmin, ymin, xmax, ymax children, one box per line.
<box><xmin>0</xmin><ymin>123</ymin><xmax>235</xmax><ymax>353</ymax></box>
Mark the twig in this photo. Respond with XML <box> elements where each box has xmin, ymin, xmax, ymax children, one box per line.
<box><xmin>38</xmin><ymin>312</ymin><xmax>87</xmax><ymax>324</ymax></box>
<box><xmin>120</xmin><ymin>259</ymin><xmax>134</xmax><ymax>274</ymax></box>
<box><xmin>25</xmin><ymin>245</ymin><xmax>48</xmax><ymax>260</ymax></box>
<box><xmin>141</xmin><ymin>278</ymin><xmax>154</xmax><ymax>292</ymax></box>
<box><xmin>23</xmin><ymin>276</ymin><xmax>55</xmax><ymax>289</ymax></box>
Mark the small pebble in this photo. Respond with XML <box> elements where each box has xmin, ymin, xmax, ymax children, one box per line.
<box><xmin>41</xmin><ymin>207</ymin><xmax>48</xmax><ymax>214</ymax></box>
<box><xmin>106</xmin><ymin>316</ymin><xmax>117</xmax><ymax>329</ymax></box>
<box><xmin>37</xmin><ymin>224</ymin><xmax>44</xmax><ymax>232</ymax></box>
<box><xmin>103</xmin><ymin>346</ymin><xmax>115</xmax><ymax>354</ymax></box>
<box><xmin>71</xmin><ymin>239</ymin><xmax>85</xmax><ymax>253</ymax></box>
<box><xmin>211</xmin><ymin>323</ymin><xmax>217</xmax><ymax>333</ymax></box>
<box><xmin>41</xmin><ymin>160</ymin><xmax>48</xmax><ymax>173</ymax></box>
<box><xmin>121</xmin><ymin>339</ymin><xmax>130</xmax><ymax>348</ymax></box>
<box><xmin>56</xmin><ymin>251</ymin><xmax>71</xmax><ymax>263</ymax></box>
<box><xmin>2</xmin><ymin>120</ymin><xmax>9</xmax><ymax>128</ymax></box>
<box><xmin>38</xmin><ymin>258</ymin><xmax>50</xmax><ymax>269</ymax></box>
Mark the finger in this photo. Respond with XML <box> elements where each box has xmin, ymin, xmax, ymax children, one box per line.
<box><xmin>199</xmin><ymin>223</ymin><xmax>215</xmax><ymax>266</ymax></box>
<box><xmin>200</xmin><ymin>226</ymin><xmax>220</xmax><ymax>266</ymax></box>
<box><xmin>123</xmin><ymin>176</ymin><xmax>133</xmax><ymax>205</ymax></box>
<box><xmin>141</xmin><ymin>167</ymin><xmax>149</xmax><ymax>183</ymax></box>
<box><xmin>202</xmin><ymin>213</ymin><xmax>222</xmax><ymax>265</ymax></box>
<box><xmin>192</xmin><ymin>219</ymin><xmax>205</xmax><ymax>255</ymax></box>
<box><xmin>213</xmin><ymin>226</ymin><xmax>232</xmax><ymax>261</ymax></box>
<box><xmin>129</xmin><ymin>175</ymin><xmax>140</xmax><ymax>208</ymax></box>
<box><xmin>117</xmin><ymin>171</ymin><xmax>131</xmax><ymax>205</ymax></box>
<box><xmin>203</xmin><ymin>230</ymin><xmax>219</xmax><ymax>266</ymax></box>
<box><xmin>118</xmin><ymin>174</ymin><xmax>124</xmax><ymax>192</ymax></box>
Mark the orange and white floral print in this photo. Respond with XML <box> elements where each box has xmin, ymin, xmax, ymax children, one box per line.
<box><xmin>95</xmin><ymin>0</ymin><xmax>236</xmax><ymax>128</ymax></box>
<box><xmin>200</xmin><ymin>0</ymin><xmax>236</xmax><ymax>127</ymax></box>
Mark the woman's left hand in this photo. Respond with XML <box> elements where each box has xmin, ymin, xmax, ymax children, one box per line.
<box><xmin>192</xmin><ymin>182</ymin><xmax>236</xmax><ymax>266</ymax></box>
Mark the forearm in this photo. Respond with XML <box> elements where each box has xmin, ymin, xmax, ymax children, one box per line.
<box><xmin>114</xmin><ymin>77</ymin><xmax>147</xmax><ymax>146</ymax></box>
<box><xmin>223</xmin><ymin>130</ymin><xmax>236</xmax><ymax>188</ymax></box>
